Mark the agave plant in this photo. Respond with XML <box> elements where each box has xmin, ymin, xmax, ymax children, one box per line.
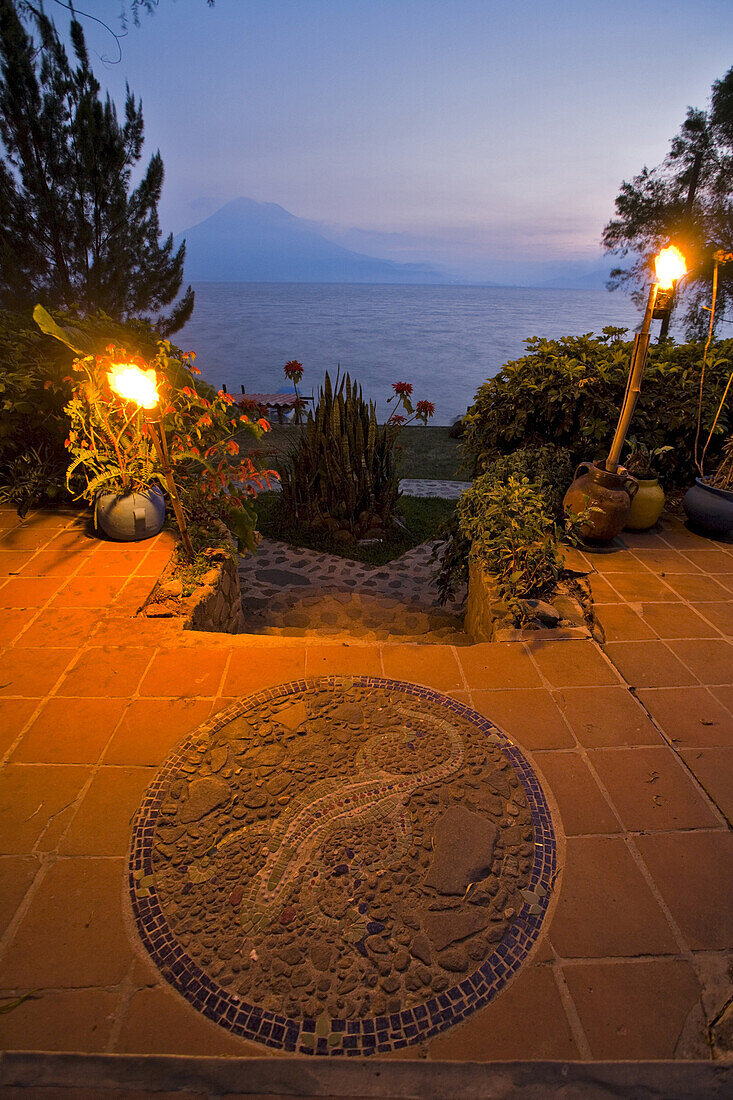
<box><xmin>279</xmin><ymin>370</ymin><xmax>400</xmax><ymax>540</ymax></box>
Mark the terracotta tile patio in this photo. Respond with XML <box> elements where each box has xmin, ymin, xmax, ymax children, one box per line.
<box><xmin>0</xmin><ymin>503</ymin><xmax>731</xmax><ymax>1068</ymax></box>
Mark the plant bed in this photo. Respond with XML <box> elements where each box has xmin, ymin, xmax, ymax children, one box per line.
<box><xmin>253</xmin><ymin>492</ymin><xmax>456</xmax><ymax>567</ymax></box>
<box><xmin>140</xmin><ymin>524</ymin><xmax>245</xmax><ymax>634</ymax></box>
<box><xmin>465</xmin><ymin>558</ymin><xmax>596</xmax><ymax>642</ymax></box>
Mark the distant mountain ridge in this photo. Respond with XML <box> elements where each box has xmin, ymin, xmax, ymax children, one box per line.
<box><xmin>175</xmin><ymin>198</ymin><xmax>446</xmax><ymax>283</ymax></box>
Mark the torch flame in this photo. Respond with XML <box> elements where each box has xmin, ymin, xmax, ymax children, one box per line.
<box><xmin>107</xmin><ymin>363</ymin><xmax>159</xmax><ymax>410</ymax></box>
<box><xmin>654</xmin><ymin>246</ymin><xmax>686</xmax><ymax>290</ymax></box>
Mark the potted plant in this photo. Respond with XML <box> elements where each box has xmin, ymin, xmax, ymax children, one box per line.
<box><xmin>684</xmin><ymin>433</ymin><xmax>733</xmax><ymax>537</ymax></box>
<box><xmin>682</xmin><ymin>250</ymin><xmax>733</xmax><ymax>538</ymax></box>
<box><xmin>623</xmin><ymin>440</ymin><xmax>671</xmax><ymax>530</ymax></box>
<box><xmin>64</xmin><ymin>349</ymin><xmax>167</xmax><ymax>540</ymax></box>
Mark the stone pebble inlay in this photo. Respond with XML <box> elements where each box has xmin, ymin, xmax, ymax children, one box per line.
<box><xmin>129</xmin><ymin>677</ymin><xmax>556</xmax><ymax>1055</ymax></box>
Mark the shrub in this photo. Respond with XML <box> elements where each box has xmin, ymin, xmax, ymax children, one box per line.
<box><xmin>458</xmin><ymin>474</ymin><xmax>569</xmax><ymax>620</ymax></box>
<box><xmin>462</xmin><ymin>334</ymin><xmax>733</xmax><ymax>489</ymax></box>
<box><xmin>0</xmin><ymin>310</ymin><xmax>72</xmax><ymax>504</ymax></box>
<box><xmin>0</xmin><ymin>444</ymin><xmax>66</xmax><ymax>517</ymax></box>
<box><xmin>278</xmin><ymin>370</ymin><xmax>400</xmax><ymax>541</ymax></box>
<box><xmin>434</xmin><ymin>444</ymin><xmax>574</xmax><ymax>605</ymax></box>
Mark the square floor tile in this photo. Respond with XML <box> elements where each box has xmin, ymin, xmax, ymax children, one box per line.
<box><xmin>138</xmin><ymin>647</ymin><xmax>229</xmax><ymax>697</ymax></box>
<box><xmin>12</xmin><ymin>697</ymin><xmax>126</xmax><ymax>763</ymax></box>
<box><xmin>0</xmin><ymin>988</ymin><xmax>117</xmax><ymax>1052</ymax></box>
<box><xmin>638</xmin><ymin>603</ymin><xmax>721</xmax><ymax>640</ymax></box>
<box><xmin>594</xmin><ymin>605</ymin><xmax>658</xmax><ymax>642</ymax></box>
<box><xmin>666</xmin><ymin>639</ymin><xmax>733</xmax><ymax>685</ymax></box>
<box><xmin>533</xmin><ymin>752</ymin><xmax>620</xmax><ymax>835</ymax></box>
<box><xmin>0</xmin><ymin>857</ymin><xmax>132</xmax><ymax>987</ymax></box>
<box><xmin>0</xmin><ymin>577</ymin><xmax>64</xmax><ymax>609</ymax></box>
<box><xmin>222</xmin><ymin>647</ymin><xmax>306</xmax><ymax>697</ymax></box>
<box><xmin>0</xmin><ymin>765</ymin><xmax>90</xmax><ymax>853</ymax></box>
<box><xmin>556</xmin><ymin>685</ymin><xmax>662</xmax><ymax>747</ymax></box>
<box><xmin>635</xmin><ymin>687</ymin><xmax>733</xmax><ymax>747</ymax></box>
<box><xmin>305</xmin><ymin>644</ymin><xmax>383</xmax><ymax>679</ymax></box>
<box><xmin>57</xmin><ymin>646</ymin><xmax>153</xmax><ymax>697</ymax></box>
<box><xmin>470</xmin><ymin>689</ymin><xmax>575</xmax><ymax>749</ymax></box>
<box><xmin>679</xmin><ymin>747</ymin><xmax>733</xmax><ymax>822</ymax></box>
<box><xmin>635</xmin><ymin>832</ymin><xmax>733</xmax><ymax>950</ymax></box>
<box><xmin>457</xmin><ymin>644</ymin><xmax>540</xmax><ymax>690</ymax></box>
<box><xmin>60</xmin><ymin>766</ymin><xmax>155</xmax><ymax>855</ymax></box>
<box><xmin>0</xmin><ymin>648</ymin><xmax>74</xmax><ymax>697</ymax></box>
<box><xmin>587</xmin><ymin>746</ymin><xmax>720</xmax><ymax>832</ymax></box>
<box><xmin>383</xmin><ymin>644</ymin><xmax>464</xmax><ymax>691</ymax></box>
<box><xmin>630</xmin><ymin>549</ymin><xmax>702</xmax><ymax>575</ymax></box>
<box><xmin>14</xmin><ymin>608</ymin><xmax>103</xmax><ymax>648</ymax></box>
<box><xmin>563</xmin><ymin>959</ymin><xmax>700</xmax><ymax>1059</ymax></box>
<box><xmin>427</xmin><ymin>964</ymin><xmax>580</xmax><ymax>1061</ymax></box>
<box><xmin>663</xmin><ymin>574</ymin><xmax>732</xmax><ymax>602</ymax></box>
<box><xmin>601</xmin><ymin>572</ymin><xmax>680</xmax><ymax>602</ymax></box>
<box><xmin>105</xmin><ymin>697</ymin><xmax>214</xmax><ymax>765</ymax></box>
<box><xmin>526</xmin><ymin>640</ymin><xmax>620</xmax><ymax>688</ymax></box>
<box><xmin>115</xmin><ymin>986</ymin><xmax>258</xmax><ymax>1056</ymax></box>
<box><xmin>548</xmin><ymin>836</ymin><xmax>677</xmax><ymax>958</ymax></box>
<box><xmin>603</xmin><ymin>642</ymin><xmax>698</xmax><ymax>689</ymax></box>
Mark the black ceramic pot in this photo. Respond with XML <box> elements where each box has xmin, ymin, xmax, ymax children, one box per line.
<box><xmin>683</xmin><ymin>478</ymin><xmax>733</xmax><ymax>538</ymax></box>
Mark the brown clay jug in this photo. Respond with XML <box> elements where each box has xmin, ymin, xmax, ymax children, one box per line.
<box><xmin>563</xmin><ymin>461</ymin><xmax>639</xmax><ymax>543</ymax></box>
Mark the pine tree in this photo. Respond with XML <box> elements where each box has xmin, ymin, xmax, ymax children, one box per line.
<box><xmin>603</xmin><ymin>67</ymin><xmax>733</xmax><ymax>338</ymax></box>
<box><xmin>0</xmin><ymin>0</ymin><xmax>193</xmax><ymax>334</ymax></box>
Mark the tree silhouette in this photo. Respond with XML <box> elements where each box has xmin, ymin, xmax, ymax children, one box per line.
<box><xmin>0</xmin><ymin>0</ymin><xmax>193</xmax><ymax>334</ymax></box>
<box><xmin>603</xmin><ymin>67</ymin><xmax>733</xmax><ymax>338</ymax></box>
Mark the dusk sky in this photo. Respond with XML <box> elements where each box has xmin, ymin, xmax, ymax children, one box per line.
<box><xmin>75</xmin><ymin>0</ymin><xmax>730</xmax><ymax>283</ymax></box>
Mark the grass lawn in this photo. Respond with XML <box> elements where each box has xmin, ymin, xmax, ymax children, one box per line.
<box><xmin>238</xmin><ymin>424</ymin><xmax>467</xmax><ymax>481</ymax></box>
<box><xmin>253</xmin><ymin>492</ymin><xmax>455</xmax><ymax>566</ymax></box>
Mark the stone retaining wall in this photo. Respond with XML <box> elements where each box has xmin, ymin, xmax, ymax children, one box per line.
<box><xmin>185</xmin><ymin>555</ymin><xmax>246</xmax><ymax>635</ymax></box>
<box><xmin>464</xmin><ymin>557</ymin><xmax>593</xmax><ymax>643</ymax></box>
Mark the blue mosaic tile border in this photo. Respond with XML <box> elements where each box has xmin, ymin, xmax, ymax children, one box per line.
<box><xmin>128</xmin><ymin>676</ymin><xmax>557</xmax><ymax>1056</ymax></box>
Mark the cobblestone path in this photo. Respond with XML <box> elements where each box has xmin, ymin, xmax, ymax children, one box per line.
<box><xmin>238</xmin><ymin>538</ymin><xmax>468</xmax><ymax>643</ymax></box>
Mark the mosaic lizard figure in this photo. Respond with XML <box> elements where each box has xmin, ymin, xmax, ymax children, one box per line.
<box><xmin>188</xmin><ymin>704</ymin><xmax>465</xmax><ymax>940</ymax></box>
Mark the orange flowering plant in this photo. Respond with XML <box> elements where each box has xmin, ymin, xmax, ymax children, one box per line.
<box><xmin>35</xmin><ymin>307</ymin><xmax>277</xmax><ymax>553</ymax></box>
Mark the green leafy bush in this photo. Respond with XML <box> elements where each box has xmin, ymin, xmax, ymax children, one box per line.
<box><xmin>278</xmin><ymin>370</ymin><xmax>400</xmax><ymax>542</ymax></box>
<box><xmin>434</xmin><ymin>444</ymin><xmax>574</xmax><ymax>604</ymax></box>
<box><xmin>0</xmin><ymin>445</ymin><xmax>66</xmax><ymax>518</ymax></box>
<box><xmin>0</xmin><ymin>310</ymin><xmax>71</xmax><ymax>499</ymax></box>
<box><xmin>462</xmin><ymin>334</ymin><xmax>733</xmax><ymax>489</ymax></box>
<box><xmin>458</xmin><ymin>474</ymin><xmax>569</xmax><ymax>616</ymax></box>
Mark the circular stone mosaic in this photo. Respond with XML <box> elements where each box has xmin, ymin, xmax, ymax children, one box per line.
<box><xmin>129</xmin><ymin>677</ymin><xmax>556</xmax><ymax>1056</ymax></box>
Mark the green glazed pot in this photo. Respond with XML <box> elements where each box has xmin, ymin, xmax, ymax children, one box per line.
<box><xmin>625</xmin><ymin>478</ymin><xmax>665</xmax><ymax>530</ymax></box>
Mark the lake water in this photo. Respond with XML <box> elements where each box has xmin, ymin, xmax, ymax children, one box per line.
<box><xmin>178</xmin><ymin>282</ymin><xmax>657</xmax><ymax>425</ymax></box>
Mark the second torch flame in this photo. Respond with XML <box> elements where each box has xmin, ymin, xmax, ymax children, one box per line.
<box><xmin>654</xmin><ymin>245</ymin><xmax>687</xmax><ymax>290</ymax></box>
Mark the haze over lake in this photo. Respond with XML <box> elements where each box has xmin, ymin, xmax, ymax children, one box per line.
<box><xmin>178</xmin><ymin>283</ymin><xmax>667</xmax><ymax>425</ymax></box>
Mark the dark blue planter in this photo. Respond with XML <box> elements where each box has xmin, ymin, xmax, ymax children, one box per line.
<box><xmin>683</xmin><ymin>478</ymin><xmax>733</xmax><ymax>538</ymax></box>
<box><xmin>95</xmin><ymin>484</ymin><xmax>165</xmax><ymax>541</ymax></box>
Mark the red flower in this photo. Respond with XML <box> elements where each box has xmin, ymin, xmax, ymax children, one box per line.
<box><xmin>389</xmin><ymin>413</ymin><xmax>406</xmax><ymax>425</ymax></box>
<box><xmin>416</xmin><ymin>399</ymin><xmax>436</xmax><ymax>421</ymax></box>
<box><xmin>226</xmin><ymin>440</ymin><xmax>240</xmax><ymax>455</ymax></box>
<box><xmin>257</xmin><ymin>417</ymin><xmax>271</xmax><ymax>432</ymax></box>
<box><xmin>392</xmin><ymin>382</ymin><xmax>413</xmax><ymax>396</ymax></box>
<box><xmin>284</xmin><ymin>359</ymin><xmax>304</xmax><ymax>383</ymax></box>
